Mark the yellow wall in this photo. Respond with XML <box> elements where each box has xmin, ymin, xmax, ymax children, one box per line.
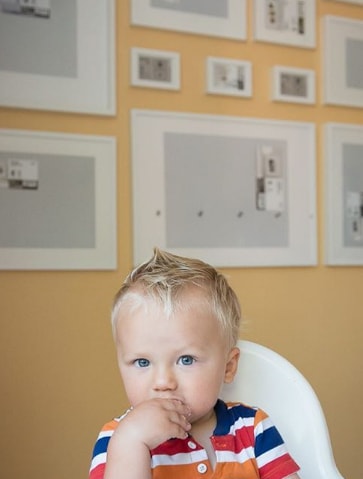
<box><xmin>0</xmin><ymin>2</ymin><xmax>362</xmax><ymax>478</ymax></box>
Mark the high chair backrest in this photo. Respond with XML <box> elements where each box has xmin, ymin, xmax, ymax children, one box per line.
<box><xmin>221</xmin><ymin>340</ymin><xmax>344</xmax><ymax>479</ymax></box>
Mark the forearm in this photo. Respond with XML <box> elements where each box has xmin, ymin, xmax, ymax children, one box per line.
<box><xmin>104</xmin><ymin>434</ymin><xmax>151</xmax><ymax>479</ymax></box>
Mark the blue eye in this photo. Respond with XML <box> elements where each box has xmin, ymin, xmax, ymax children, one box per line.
<box><xmin>179</xmin><ymin>355</ymin><xmax>195</xmax><ymax>366</ymax></box>
<box><xmin>135</xmin><ymin>358</ymin><xmax>150</xmax><ymax>368</ymax></box>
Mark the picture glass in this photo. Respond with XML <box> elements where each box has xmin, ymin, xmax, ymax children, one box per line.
<box><xmin>343</xmin><ymin>143</ymin><xmax>363</xmax><ymax>247</ymax></box>
<box><xmin>280</xmin><ymin>73</ymin><xmax>308</xmax><ymax>98</ymax></box>
<box><xmin>212</xmin><ymin>63</ymin><xmax>246</xmax><ymax>92</ymax></box>
<box><xmin>0</xmin><ymin>152</ymin><xmax>95</xmax><ymax>249</ymax></box>
<box><xmin>131</xmin><ymin>0</ymin><xmax>246</xmax><ymax>40</ymax></box>
<box><xmin>0</xmin><ymin>1</ymin><xmax>76</xmax><ymax>78</ymax></box>
<box><xmin>346</xmin><ymin>38</ymin><xmax>363</xmax><ymax>90</ymax></box>
<box><xmin>164</xmin><ymin>133</ymin><xmax>288</xmax><ymax>248</ymax></box>
<box><xmin>151</xmin><ymin>0</ymin><xmax>228</xmax><ymax>17</ymax></box>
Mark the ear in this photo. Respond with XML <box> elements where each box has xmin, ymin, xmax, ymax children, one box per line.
<box><xmin>224</xmin><ymin>347</ymin><xmax>240</xmax><ymax>384</ymax></box>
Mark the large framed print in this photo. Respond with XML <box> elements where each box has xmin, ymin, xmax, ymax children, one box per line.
<box><xmin>254</xmin><ymin>0</ymin><xmax>316</xmax><ymax>48</ymax></box>
<box><xmin>323</xmin><ymin>16</ymin><xmax>363</xmax><ymax>108</ymax></box>
<box><xmin>0</xmin><ymin>0</ymin><xmax>115</xmax><ymax>115</ymax></box>
<box><xmin>0</xmin><ymin>129</ymin><xmax>117</xmax><ymax>270</ymax></box>
<box><xmin>325</xmin><ymin>123</ymin><xmax>363</xmax><ymax>266</ymax></box>
<box><xmin>131</xmin><ymin>110</ymin><xmax>317</xmax><ymax>268</ymax></box>
<box><xmin>131</xmin><ymin>0</ymin><xmax>247</xmax><ymax>40</ymax></box>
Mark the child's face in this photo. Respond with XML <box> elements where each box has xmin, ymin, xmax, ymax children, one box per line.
<box><xmin>114</xmin><ymin>287</ymin><xmax>239</xmax><ymax>427</ymax></box>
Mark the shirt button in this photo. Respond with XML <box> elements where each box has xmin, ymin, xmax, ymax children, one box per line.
<box><xmin>197</xmin><ymin>463</ymin><xmax>208</xmax><ymax>474</ymax></box>
<box><xmin>188</xmin><ymin>441</ymin><xmax>197</xmax><ymax>449</ymax></box>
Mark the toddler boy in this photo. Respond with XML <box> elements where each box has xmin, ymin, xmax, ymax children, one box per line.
<box><xmin>89</xmin><ymin>248</ymin><xmax>300</xmax><ymax>479</ymax></box>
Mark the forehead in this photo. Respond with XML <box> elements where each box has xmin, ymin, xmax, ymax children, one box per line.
<box><xmin>115</xmin><ymin>288</ymin><xmax>225</xmax><ymax>352</ymax></box>
<box><xmin>119</xmin><ymin>283</ymin><xmax>211</xmax><ymax>314</ymax></box>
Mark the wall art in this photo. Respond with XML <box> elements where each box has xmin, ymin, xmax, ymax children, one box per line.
<box><xmin>206</xmin><ymin>56</ymin><xmax>252</xmax><ymax>98</ymax></box>
<box><xmin>325</xmin><ymin>123</ymin><xmax>363</xmax><ymax>265</ymax></box>
<box><xmin>323</xmin><ymin>15</ymin><xmax>363</xmax><ymax>108</ymax></box>
<box><xmin>131</xmin><ymin>0</ymin><xmax>247</xmax><ymax>40</ymax></box>
<box><xmin>0</xmin><ymin>129</ymin><xmax>117</xmax><ymax>269</ymax></box>
<box><xmin>0</xmin><ymin>0</ymin><xmax>115</xmax><ymax>114</ymax></box>
<box><xmin>131</xmin><ymin>47</ymin><xmax>180</xmax><ymax>90</ymax></box>
<box><xmin>131</xmin><ymin>109</ymin><xmax>317</xmax><ymax>268</ymax></box>
<box><xmin>254</xmin><ymin>0</ymin><xmax>316</xmax><ymax>48</ymax></box>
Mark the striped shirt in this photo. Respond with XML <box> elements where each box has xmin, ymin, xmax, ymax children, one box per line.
<box><xmin>89</xmin><ymin>399</ymin><xmax>299</xmax><ymax>479</ymax></box>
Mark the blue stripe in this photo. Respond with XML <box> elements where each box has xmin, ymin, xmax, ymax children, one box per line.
<box><xmin>255</xmin><ymin>425</ymin><xmax>284</xmax><ymax>457</ymax></box>
<box><xmin>92</xmin><ymin>436</ymin><xmax>110</xmax><ymax>458</ymax></box>
<box><xmin>214</xmin><ymin>399</ymin><xmax>257</xmax><ymax>436</ymax></box>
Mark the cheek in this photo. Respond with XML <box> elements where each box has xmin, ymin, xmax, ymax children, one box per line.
<box><xmin>119</xmin><ymin>369</ymin><xmax>147</xmax><ymax>406</ymax></box>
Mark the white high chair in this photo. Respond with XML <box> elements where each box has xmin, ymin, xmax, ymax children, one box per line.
<box><xmin>221</xmin><ymin>340</ymin><xmax>344</xmax><ymax>479</ymax></box>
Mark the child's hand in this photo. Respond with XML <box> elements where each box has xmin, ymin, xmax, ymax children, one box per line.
<box><xmin>114</xmin><ymin>399</ymin><xmax>192</xmax><ymax>450</ymax></box>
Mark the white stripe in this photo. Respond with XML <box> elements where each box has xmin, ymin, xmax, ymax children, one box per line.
<box><xmin>229</xmin><ymin>415</ymin><xmax>254</xmax><ymax>434</ymax></box>
<box><xmin>151</xmin><ymin>449</ymin><xmax>208</xmax><ymax>467</ymax></box>
<box><xmin>97</xmin><ymin>429</ymin><xmax>114</xmax><ymax>440</ymax></box>
<box><xmin>257</xmin><ymin>444</ymin><xmax>288</xmax><ymax>468</ymax></box>
<box><xmin>216</xmin><ymin>446</ymin><xmax>255</xmax><ymax>464</ymax></box>
<box><xmin>254</xmin><ymin>416</ymin><xmax>274</xmax><ymax>436</ymax></box>
<box><xmin>90</xmin><ymin>452</ymin><xmax>107</xmax><ymax>471</ymax></box>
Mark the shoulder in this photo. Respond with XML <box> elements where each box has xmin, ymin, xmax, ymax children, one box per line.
<box><xmin>218</xmin><ymin>399</ymin><xmax>268</xmax><ymax>421</ymax></box>
<box><xmin>214</xmin><ymin>399</ymin><xmax>268</xmax><ymax>435</ymax></box>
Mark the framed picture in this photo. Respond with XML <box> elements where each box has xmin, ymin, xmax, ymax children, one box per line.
<box><xmin>131</xmin><ymin>47</ymin><xmax>180</xmax><ymax>90</ymax></box>
<box><xmin>206</xmin><ymin>57</ymin><xmax>252</xmax><ymax>98</ymax></box>
<box><xmin>325</xmin><ymin>123</ymin><xmax>363</xmax><ymax>266</ymax></box>
<box><xmin>0</xmin><ymin>129</ymin><xmax>117</xmax><ymax>270</ymax></box>
<box><xmin>272</xmin><ymin>65</ymin><xmax>315</xmax><ymax>104</ymax></box>
<box><xmin>323</xmin><ymin>16</ymin><xmax>363</xmax><ymax>108</ymax></box>
<box><xmin>130</xmin><ymin>0</ymin><xmax>247</xmax><ymax>40</ymax></box>
<box><xmin>131</xmin><ymin>109</ymin><xmax>317</xmax><ymax>268</ymax></box>
<box><xmin>0</xmin><ymin>0</ymin><xmax>115</xmax><ymax>115</ymax></box>
<box><xmin>254</xmin><ymin>0</ymin><xmax>316</xmax><ymax>48</ymax></box>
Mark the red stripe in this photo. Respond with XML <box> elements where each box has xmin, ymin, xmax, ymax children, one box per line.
<box><xmin>89</xmin><ymin>463</ymin><xmax>106</xmax><ymax>479</ymax></box>
<box><xmin>259</xmin><ymin>454</ymin><xmax>299</xmax><ymax>479</ymax></box>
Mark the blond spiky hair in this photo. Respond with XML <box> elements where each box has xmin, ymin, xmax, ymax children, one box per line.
<box><xmin>111</xmin><ymin>248</ymin><xmax>241</xmax><ymax>350</ymax></box>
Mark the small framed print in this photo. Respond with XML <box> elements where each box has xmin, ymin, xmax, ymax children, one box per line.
<box><xmin>131</xmin><ymin>47</ymin><xmax>180</xmax><ymax>91</ymax></box>
<box><xmin>272</xmin><ymin>66</ymin><xmax>315</xmax><ymax>104</ymax></box>
<box><xmin>206</xmin><ymin>57</ymin><xmax>252</xmax><ymax>98</ymax></box>
<box><xmin>254</xmin><ymin>0</ymin><xmax>316</xmax><ymax>48</ymax></box>
<box><xmin>323</xmin><ymin>16</ymin><xmax>363</xmax><ymax>108</ymax></box>
<box><xmin>325</xmin><ymin>123</ymin><xmax>363</xmax><ymax>266</ymax></box>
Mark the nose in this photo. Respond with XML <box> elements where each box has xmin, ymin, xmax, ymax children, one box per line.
<box><xmin>152</xmin><ymin>366</ymin><xmax>177</xmax><ymax>392</ymax></box>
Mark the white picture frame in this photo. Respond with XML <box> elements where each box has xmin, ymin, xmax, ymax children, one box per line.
<box><xmin>254</xmin><ymin>0</ymin><xmax>316</xmax><ymax>48</ymax></box>
<box><xmin>0</xmin><ymin>0</ymin><xmax>115</xmax><ymax>115</ymax></box>
<box><xmin>325</xmin><ymin>123</ymin><xmax>363</xmax><ymax>266</ymax></box>
<box><xmin>131</xmin><ymin>47</ymin><xmax>180</xmax><ymax>91</ymax></box>
<box><xmin>206</xmin><ymin>57</ymin><xmax>252</xmax><ymax>98</ymax></box>
<box><xmin>272</xmin><ymin>65</ymin><xmax>315</xmax><ymax>104</ymax></box>
<box><xmin>0</xmin><ymin>129</ymin><xmax>117</xmax><ymax>270</ymax></box>
<box><xmin>131</xmin><ymin>109</ymin><xmax>317</xmax><ymax>268</ymax></box>
<box><xmin>323</xmin><ymin>16</ymin><xmax>363</xmax><ymax>108</ymax></box>
<box><xmin>130</xmin><ymin>0</ymin><xmax>247</xmax><ymax>40</ymax></box>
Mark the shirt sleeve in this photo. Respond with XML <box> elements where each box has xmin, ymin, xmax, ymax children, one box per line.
<box><xmin>88</xmin><ymin>418</ymin><xmax>120</xmax><ymax>479</ymax></box>
<box><xmin>253</xmin><ymin>408</ymin><xmax>300</xmax><ymax>479</ymax></box>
